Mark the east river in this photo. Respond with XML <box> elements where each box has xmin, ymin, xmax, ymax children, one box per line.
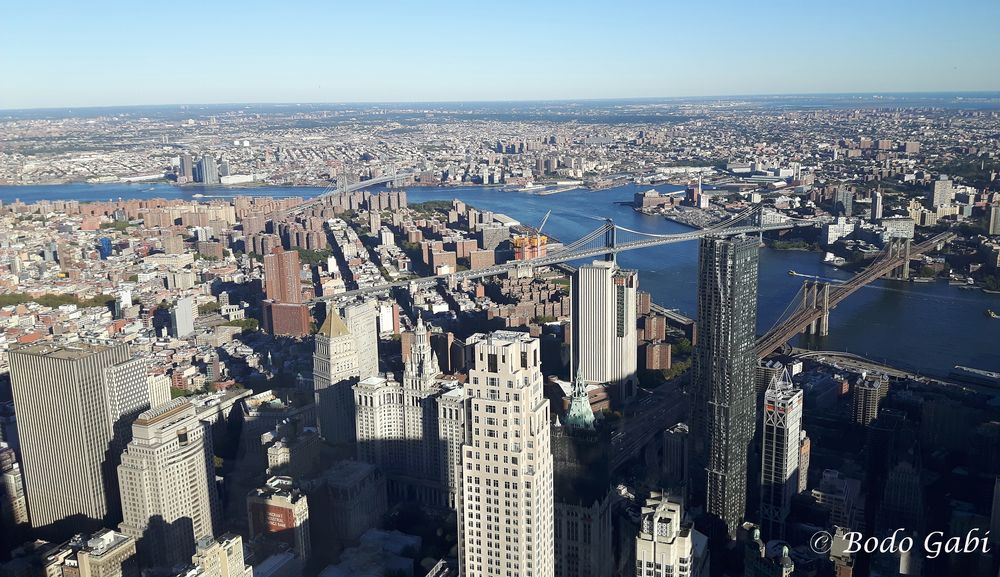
<box><xmin>1</xmin><ymin>181</ymin><xmax>998</xmax><ymax>377</ymax></box>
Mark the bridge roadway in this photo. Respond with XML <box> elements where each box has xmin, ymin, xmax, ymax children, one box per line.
<box><xmin>315</xmin><ymin>220</ymin><xmax>802</xmax><ymax>302</ymax></box>
<box><xmin>608</xmin><ymin>227</ymin><xmax>945</xmax><ymax>473</ymax></box>
<box><xmin>754</xmin><ymin>231</ymin><xmax>955</xmax><ymax>358</ymax></box>
<box><xmin>283</xmin><ymin>171</ymin><xmax>416</xmax><ymax>217</ymax></box>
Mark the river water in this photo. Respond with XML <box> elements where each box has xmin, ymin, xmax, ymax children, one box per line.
<box><xmin>1</xmin><ymin>182</ymin><xmax>997</xmax><ymax>377</ymax></box>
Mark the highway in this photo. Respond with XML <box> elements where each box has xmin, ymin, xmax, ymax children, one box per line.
<box><xmin>610</xmin><ymin>383</ymin><xmax>688</xmax><ymax>471</ymax></box>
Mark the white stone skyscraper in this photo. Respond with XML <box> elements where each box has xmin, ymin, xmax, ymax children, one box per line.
<box><xmin>313</xmin><ymin>307</ymin><xmax>361</xmax><ymax>444</ymax></box>
<box><xmin>760</xmin><ymin>370</ymin><xmax>805</xmax><ymax>541</ymax></box>
<box><xmin>459</xmin><ymin>331</ymin><xmax>553</xmax><ymax>577</ymax></box>
<box><xmin>118</xmin><ymin>398</ymin><xmax>220</xmax><ymax>568</ymax></box>
<box><xmin>635</xmin><ymin>493</ymin><xmax>709</xmax><ymax>577</ymax></box>
<box><xmin>341</xmin><ymin>299</ymin><xmax>379</xmax><ymax>379</ymax></box>
<box><xmin>353</xmin><ymin>315</ymin><xmax>466</xmax><ymax>508</ymax></box>
<box><xmin>571</xmin><ymin>260</ymin><xmax>638</xmax><ymax>403</ymax></box>
<box><xmin>8</xmin><ymin>341</ymin><xmax>150</xmax><ymax>535</ymax></box>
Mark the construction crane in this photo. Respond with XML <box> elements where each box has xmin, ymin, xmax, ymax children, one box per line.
<box><xmin>537</xmin><ymin>210</ymin><xmax>551</xmax><ymax>237</ymax></box>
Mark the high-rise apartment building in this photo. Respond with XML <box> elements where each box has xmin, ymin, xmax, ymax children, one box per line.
<box><xmin>690</xmin><ymin>235</ymin><xmax>759</xmax><ymax>539</ymax></box>
<box><xmin>247</xmin><ymin>476</ymin><xmax>311</xmax><ymax>560</ymax></box>
<box><xmin>833</xmin><ymin>189</ymin><xmax>853</xmax><ymax>217</ymax></box>
<box><xmin>197</xmin><ymin>155</ymin><xmax>220</xmax><ymax>185</ymax></box>
<box><xmin>118</xmin><ymin>398</ymin><xmax>220</xmax><ymax>568</ymax></box>
<box><xmin>988</xmin><ymin>204</ymin><xmax>1000</xmax><ymax>236</ymax></box>
<box><xmin>459</xmin><ymin>331</ymin><xmax>553</xmax><ymax>577</ymax></box>
<box><xmin>927</xmin><ymin>177</ymin><xmax>953</xmax><ymax>207</ymax></box>
<box><xmin>635</xmin><ymin>493</ymin><xmax>709</xmax><ymax>577</ymax></box>
<box><xmin>262</xmin><ymin>247</ymin><xmax>310</xmax><ymax>337</ymax></box>
<box><xmin>264</xmin><ymin>247</ymin><xmax>303</xmax><ymax>304</ymax></box>
<box><xmin>760</xmin><ymin>371</ymin><xmax>806</xmax><ymax>540</ymax></box>
<box><xmin>571</xmin><ymin>260</ymin><xmax>638</xmax><ymax>404</ymax></box>
<box><xmin>9</xmin><ymin>341</ymin><xmax>150</xmax><ymax>535</ymax></box>
<box><xmin>171</xmin><ymin>296</ymin><xmax>195</xmax><ymax>339</ymax></box>
<box><xmin>871</xmin><ymin>191</ymin><xmax>884</xmax><ymax>223</ymax></box>
<box><xmin>179</xmin><ymin>154</ymin><xmax>194</xmax><ymax>181</ymax></box>
<box><xmin>353</xmin><ymin>316</ymin><xmax>466</xmax><ymax>508</ymax></box>
<box><xmin>1</xmin><ymin>444</ymin><xmax>29</xmax><ymax>533</ymax></box>
<box><xmin>852</xmin><ymin>373</ymin><xmax>889</xmax><ymax>426</ymax></box>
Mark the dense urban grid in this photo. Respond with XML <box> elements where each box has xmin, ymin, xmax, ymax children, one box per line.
<box><xmin>0</xmin><ymin>97</ymin><xmax>999</xmax><ymax>577</ymax></box>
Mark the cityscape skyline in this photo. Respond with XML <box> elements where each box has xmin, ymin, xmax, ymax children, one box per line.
<box><xmin>3</xmin><ymin>0</ymin><xmax>1000</xmax><ymax>109</ymax></box>
<box><xmin>3</xmin><ymin>7</ymin><xmax>1000</xmax><ymax>573</ymax></box>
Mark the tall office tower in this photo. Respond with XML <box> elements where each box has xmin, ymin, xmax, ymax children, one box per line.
<box><xmin>571</xmin><ymin>260</ymin><xmax>639</xmax><ymax>404</ymax></box>
<box><xmin>852</xmin><ymin>373</ymin><xmax>889</xmax><ymax>426</ymax></box>
<box><xmin>247</xmin><ymin>477</ymin><xmax>311</xmax><ymax>560</ymax></box>
<box><xmin>635</xmin><ymin>493</ymin><xmax>709</xmax><ymax>577</ymax></box>
<box><xmin>313</xmin><ymin>308</ymin><xmax>361</xmax><ymax>443</ymax></box>
<box><xmin>690</xmin><ymin>235</ymin><xmax>759</xmax><ymax>540</ymax></box>
<box><xmin>341</xmin><ymin>299</ymin><xmax>380</xmax><ymax>379</ymax></box>
<box><xmin>118</xmin><ymin>398</ymin><xmax>220</xmax><ymax>568</ymax></box>
<box><xmin>459</xmin><ymin>332</ymin><xmax>553</xmax><ymax>577</ymax></box>
<box><xmin>171</xmin><ymin>296</ymin><xmax>195</xmax><ymax>338</ymax></box>
<box><xmin>198</xmin><ymin>155</ymin><xmax>220</xmax><ymax>185</ymax></box>
<box><xmin>42</xmin><ymin>530</ymin><xmax>140</xmax><ymax>577</ymax></box>
<box><xmin>876</xmin><ymin>460</ymin><xmax>924</xmax><ymax>533</ymax></box>
<box><xmin>353</xmin><ymin>316</ymin><xmax>466</xmax><ymax>508</ymax></box>
<box><xmin>147</xmin><ymin>374</ymin><xmax>171</xmax><ymax>409</ymax></box>
<box><xmin>662</xmin><ymin>423</ymin><xmax>690</xmax><ymax>494</ymax></box>
<box><xmin>9</xmin><ymin>342</ymin><xmax>150</xmax><ymax>535</ymax></box>
<box><xmin>190</xmin><ymin>534</ymin><xmax>251</xmax><ymax>577</ymax></box>
<box><xmin>759</xmin><ymin>371</ymin><xmax>805</xmax><ymax>541</ymax></box>
<box><xmin>261</xmin><ymin>247</ymin><xmax>310</xmax><ymax>336</ymax></box>
<box><xmin>551</xmin><ymin>373</ymin><xmax>612</xmax><ymax>577</ymax></box>
<box><xmin>871</xmin><ymin>191</ymin><xmax>884</xmax><ymax>223</ymax></box>
<box><xmin>742</xmin><ymin>523</ymin><xmax>795</xmax><ymax>577</ymax></box>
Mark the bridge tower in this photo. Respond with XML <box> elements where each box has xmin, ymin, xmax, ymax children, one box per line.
<box><xmin>604</xmin><ymin>219</ymin><xmax>616</xmax><ymax>263</ymax></box>
<box><xmin>887</xmin><ymin>237</ymin><xmax>912</xmax><ymax>280</ymax></box>
<box><xmin>801</xmin><ymin>280</ymin><xmax>832</xmax><ymax>336</ymax></box>
<box><xmin>751</xmin><ymin>205</ymin><xmax>764</xmax><ymax>243</ymax></box>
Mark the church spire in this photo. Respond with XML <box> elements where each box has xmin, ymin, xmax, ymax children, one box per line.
<box><xmin>565</xmin><ymin>369</ymin><xmax>595</xmax><ymax>430</ymax></box>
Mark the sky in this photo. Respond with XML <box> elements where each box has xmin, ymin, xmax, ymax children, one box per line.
<box><xmin>2</xmin><ymin>0</ymin><xmax>999</xmax><ymax>109</ymax></box>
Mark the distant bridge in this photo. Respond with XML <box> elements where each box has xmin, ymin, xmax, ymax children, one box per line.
<box><xmin>283</xmin><ymin>171</ymin><xmax>416</xmax><ymax>216</ymax></box>
<box><xmin>316</xmin><ymin>205</ymin><xmax>806</xmax><ymax>301</ymax></box>
<box><xmin>754</xmin><ymin>231</ymin><xmax>955</xmax><ymax>358</ymax></box>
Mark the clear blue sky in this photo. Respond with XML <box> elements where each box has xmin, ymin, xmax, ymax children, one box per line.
<box><xmin>2</xmin><ymin>0</ymin><xmax>998</xmax><ymax>109</ymax></box>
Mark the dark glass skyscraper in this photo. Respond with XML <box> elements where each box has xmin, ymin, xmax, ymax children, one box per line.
<box><xmin>690</xmin><ymin>234</ymin><xmax>759</xmax><ymax>539</ymax></box>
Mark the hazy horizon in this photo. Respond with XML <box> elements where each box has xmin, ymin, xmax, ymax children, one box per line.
<box><xmin>2</xmin><ymin>90</ymin><xmax>1000</xmax><ymax>114</ymax></box>
<box><xmin>4</xmin><ymin>0</ymin><xmax>999</xmax><ymax>110</ymax></box>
